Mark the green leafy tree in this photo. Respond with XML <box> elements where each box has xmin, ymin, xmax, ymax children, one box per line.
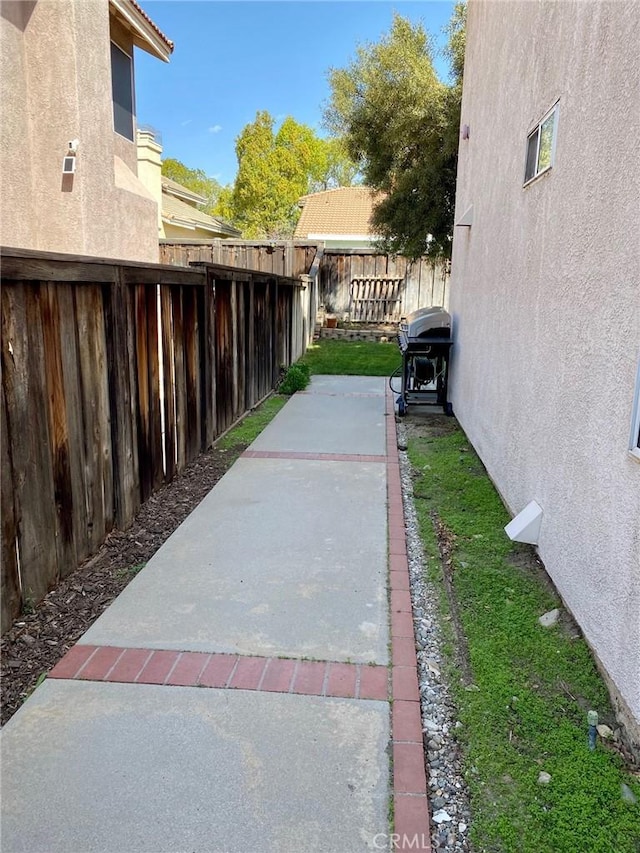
<box><xmin>161</xmin><ymin>158</ymin><xmax>226</xmax><ymax>217</ymax></box>
<box><xmin>230</xmin><ymin>112</ymin><xmax>358</xmax><ymax>238</ymax></box>
<box><xmin>324</xmin><ymin>5</ymin><xmax>466</xmax><ymax>259</ymax></box>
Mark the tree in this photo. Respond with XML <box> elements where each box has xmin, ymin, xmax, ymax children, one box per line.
<box><xmin>324</xmin><ymin>5</ymin><xmax>466</xmax><ymax>259</ymax></box>
<box><xmin>229</xmin><ymin>112</ymin><xmax>358</xmax><ymax>238</ymax></box>
<box><xmin>161</xmin><ymin>158</ymin><xmax>224</xmax><ymax>217</ymax></box>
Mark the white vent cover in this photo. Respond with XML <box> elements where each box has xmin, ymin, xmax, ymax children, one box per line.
<box><xmin>504</xmin><ymin>500</ymin><xmax>543</xmax><ymax>545</ymax></box>
<box><xmin>456</xmin><ymin>205</ymin><xmax>473</xmax><ymax>227</ymax></box>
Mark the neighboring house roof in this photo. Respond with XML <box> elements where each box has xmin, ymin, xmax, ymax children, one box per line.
<box><xmin>161</xmin><ymin>182</ymin><xmax>241</xmax><ymax>238</ymax></box>
<box><xmin>294</xmin><ymin>186</ymin><xmax>383</xmax><ymax>240</ymax></box>
<box><xmin>162</xmin><ymin>176</ymin><xmax>206</xmax><ymax>206</ymax></box>
<box><xmin>110</xmin><ymin>0</ymin><xmax>174</xmax><ymax>61</ymax></box>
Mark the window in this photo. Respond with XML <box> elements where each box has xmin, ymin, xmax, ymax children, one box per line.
<box><xmin>524</xmin><ymin>103</ymin><xmax>558</xmax><ymax>184</ymax></box>
<box><xmin>629</xmin><ymin>362</ymin><xmax>640</xmax><ymax>461</ymax></box>
<box><xmin>111</xmin><ymin>42</ymin><xmax>135</xmax><ymax>141</ymax></box>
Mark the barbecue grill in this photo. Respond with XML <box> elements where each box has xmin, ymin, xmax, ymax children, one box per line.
<box><xmin>391</xmin><ymin>306</ymin><xmax>453</xmax><ymax>416</ymax></box>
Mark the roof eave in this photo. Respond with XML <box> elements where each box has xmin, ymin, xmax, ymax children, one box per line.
<box><xmin>162</xmin><ymin>184</ymin><xmax>207</xmax><ymax>205</ymax></box>
<box><xmin>110</xmin><ymin>0</ymin><xmax>173</xmax><ymax>62</ymax></box>
<box><xmin>163</xmin><ymin>214</ymin><xmax>241</xmax><ymax>238</ymax></box>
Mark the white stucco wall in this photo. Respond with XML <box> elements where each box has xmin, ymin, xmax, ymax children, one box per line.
<box><xmin>449</xmin><ymin>0</ymin><xmax>640</xmax><ymax>736</ymax></box>
<box><xmin>0</xmin><ymin>0</ymin><xmax>159</xmax><ymax>262</ymax></box>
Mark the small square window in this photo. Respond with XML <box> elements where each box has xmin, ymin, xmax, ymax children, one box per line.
<box><xmin>524</xmin><ymin>103</ymin><xmax>558</xmax><ymax>184</ymax></box>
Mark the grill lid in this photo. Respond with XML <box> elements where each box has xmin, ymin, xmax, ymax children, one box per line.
<box><xmin>401</xmin><ymin>306</ymin><xmax>451</xmax><ymax>339</ymax></box>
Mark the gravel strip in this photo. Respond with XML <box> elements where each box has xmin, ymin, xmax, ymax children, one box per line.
<box><xmin>397</xmin><ymin>421</ymin><xmax>472</xmax><ymax>852</ymax></box>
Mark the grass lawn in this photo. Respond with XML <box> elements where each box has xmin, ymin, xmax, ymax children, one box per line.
<box><xmin>408</xmin><ymin>424</ymin><xmax>640</xmax><ymax>852</ymax></box>
<box><xmin>300</xmin><ymin>338</ymin><xmax>401</xmax><ymax>376</ymax></box>
<box><xmin>216</xmin><ymin>395</ymin><xmax>289</xmax><ymax>451</ymax></box>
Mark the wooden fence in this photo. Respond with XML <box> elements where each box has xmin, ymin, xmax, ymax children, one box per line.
<box><xmin>319</xmin><ymin>250</ymin><xmax>450</xmax><ymax>318</ymax></box>
<box><xmin>1</xmin><ymin>248</ymin><xmax>305</xmax><ymax>632</ymax></box>
<box><xmin>161</xmin><ymin>239</ymin><xmax>319</xmax><ymax>348</ymax></box>
<box><xmin>160</xmin><ymin>241</ymin><xmax>449</xmax><ymax>324</ymax></box>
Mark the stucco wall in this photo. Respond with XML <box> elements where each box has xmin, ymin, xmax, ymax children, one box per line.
<box><xmin>0</xmin><ymin>0</ymin><xmax>159</xmax><ymax>262</ymax></box>
<box><xmin>449</xmin><ymin>0</ymin><xmax>640</xmax><ymax>734</ymax></box>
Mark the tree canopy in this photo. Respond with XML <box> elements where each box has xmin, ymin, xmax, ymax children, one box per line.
<box><xmin>161</xmin><ymin>158</ymin><xmax>224</xmax><ymax>217</ymax></box>
<box><xmin>229</xmin><ymin>112</ymin><xmax>358</xmax><ymax>239</ymax></box>
<box><xmin>324</xmin><ymin>5</ymin><xmax>466</xmax><ymax>259</ymax></box>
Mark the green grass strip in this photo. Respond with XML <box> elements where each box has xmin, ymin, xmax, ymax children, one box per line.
<box><xmin>408</xmin><ymin>425</ymin><xmax>640</xmax><ymax>853</ymax></box>
<box><xmin>301</xmin><ymin>338</ymin><xmax>402</xmax><ymax>376</ymax></box>
<box><xmin>216</xmin><ymin>395</ymin><xmax>288</xmax><ymax>451</ymax></box>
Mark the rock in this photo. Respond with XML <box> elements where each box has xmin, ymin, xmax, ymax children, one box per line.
<box><xmin>538</xmin><ymin>608</ymin><xmax>560</xmax><ymax>627</ymax></box>
<box><xmin>433</xmin><ymin>809</ymin><xmax>452</xmax><ymax>824</ymax></box>
<box><xmin>621</xmin><ymin>783</ymin><xmax>638</xmax><ymax>804</ymax></box>
<box><xmin>426</xmin><ymin>658</ymin><xmax>441</xmax><ymax>675</ymax></box>
<box><xmin>538</xmin><ymin>771</ymin><xmax>552</xmax><ymax>785</ymax></box>
<box><xmin>596</xmin><ymin>724</ymin><xmax>614</xmax><ymax>739</ymax></box>
<box><xmin>458</xmin><ymin>822</ymin><xmax>467</xmax><ymax>833</ymax></box>
<box><xmin>397</xmin><ymin>441</ymin><xmax>408</xmax><ymax>451</ymax></box>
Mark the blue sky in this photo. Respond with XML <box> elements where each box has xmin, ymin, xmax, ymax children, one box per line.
<box><xmin>135</xmin><ymin>1</ymin><xmax>456</xmax><ymax>186</ymax></box>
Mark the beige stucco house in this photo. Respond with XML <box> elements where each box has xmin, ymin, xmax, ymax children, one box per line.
<box><xmin>449</xmin><ymin>0</ymin><xmax>640</xmax><ymax>745</ymax></box>
<box><xmin>1</xmin><ymin>0</ymin><xmax>172</xmax><ymax>262</ymax></box>
<box><xmin>136</xmin><ymin>130</ymin><xmax>241</xmax><ymax>241</ymax></box>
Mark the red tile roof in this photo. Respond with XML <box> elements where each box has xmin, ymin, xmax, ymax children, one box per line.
<box><xmin>129</xmin><ymin>0</ymin><xmax>174</xmax><ymax>51</ymax></box>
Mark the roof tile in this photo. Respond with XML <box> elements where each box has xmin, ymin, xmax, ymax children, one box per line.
<box><xmin>294</xmin><ymin>187</ymin><xmax>383</xmax><ymax>238</ymax></box>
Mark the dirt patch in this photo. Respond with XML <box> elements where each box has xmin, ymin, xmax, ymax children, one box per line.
<box><xmin>1</xmin><ymin>444</ymin><xmax>245</xmax><ymax>726</ymax></box>
<box><xmin>401</xmin><ymin>410</ymin><xmax>458</xmax><ymax>440</ymax></box>
<box><xmin>430</xmin><ymin>512</ymin><xmax>475</xmax><ymax>688</ymax></box>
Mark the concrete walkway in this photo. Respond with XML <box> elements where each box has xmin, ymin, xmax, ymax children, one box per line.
<box><xmin>1</xmin><ymin>376</ymin><xmax>431</xmax><ymax>853</ymax></box>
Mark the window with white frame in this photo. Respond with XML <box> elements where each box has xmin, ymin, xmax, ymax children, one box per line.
<box><xmin>629</xmin><ymin>362</ymin><xmax>640</xmax><ymax>460</ymax></box>
<box><xmin>524</xmin><ymin>103</ymin><xmax>559</xmax><ymax>184</ymax></box>
<box><xmin>111</xmin><ymin>42</ymin><xmax>135</xmax><ymax>141</ymax></box>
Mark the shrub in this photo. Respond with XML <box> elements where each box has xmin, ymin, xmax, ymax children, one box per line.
<box><xmin>278</xmin><ymin>362</ymin><xmax>310</xmax><ymax>395</ymax></box>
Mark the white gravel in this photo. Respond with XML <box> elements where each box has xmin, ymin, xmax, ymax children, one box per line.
<box><xmin>397</xmin><ymin>422</ymin><xmax>472</xmax><ymax>852</ymax></box>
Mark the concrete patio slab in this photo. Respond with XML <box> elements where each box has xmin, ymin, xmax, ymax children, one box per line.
<box><xmin>80</xmin><ymin>458</ymin><xmax>389</xmax><ymax>664</ymax></box>
<box><xmin>249</xmin><ymin>376</ymin><xmax>386</xmax><ymax>456</ymax></box>
<box><xmin>302</xmin><ymin>375</ymin><xmax>387</xmax><ymax>397</ymax></box>
<box><xmin>1</xmin><ymin>679</ymin><xmax>389</xmax><ymax>853</ymax></box>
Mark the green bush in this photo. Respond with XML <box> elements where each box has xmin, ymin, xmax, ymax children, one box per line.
<box><xmin>278</xmin><ymin>362</ymin><xmax>310</xmax><ymax>395</ymax></box>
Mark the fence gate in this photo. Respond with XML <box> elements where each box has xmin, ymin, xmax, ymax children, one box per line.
<box><xmin>349</xmin><ymin>277</ymin><xmax>403</xmax><ymax>323</ymax></box>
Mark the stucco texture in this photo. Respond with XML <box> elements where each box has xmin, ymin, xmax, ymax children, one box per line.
<box><xmin>449</xmin><ymin>1</ymin><xmax>640</xmax><ymax>730</ymax></box>
<box><xmin>1</xmin><ymin>0</ymin><xmax>159</xmax><ymax>262</ymax></box>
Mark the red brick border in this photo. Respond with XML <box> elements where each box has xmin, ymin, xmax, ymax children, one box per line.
<box><xmin>49</xmin><ymin>647</ymin><xmax>388</xmax><ymax>701</ymax></box>
<box><xmin>386</xmin><ymin>384</ymin><xmax>432</xmax><ymax>851</ymax></box>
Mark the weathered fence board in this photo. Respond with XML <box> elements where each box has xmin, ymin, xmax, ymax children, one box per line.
<box><xmin>160</xmin><ymin>285</ymin><xmax>176</xmax><ymax>482</ymax></box>
<box><xmin>56</xmin><ymin>285</ymin><xmax>90</xmax><ymax>567</ymax></box>
<box><xmin>76</xmin><ymin>285</ymin><xmax>114</xmax><ymax>553</ymax></box>
<box><xmin>2</xmin><ymin>284</ymin><xmax>59</xmax><ymax>607</ymax></box>
<box><xmin>41</xmin><ymin>283</ymin><xmax>76</xmax><ymax>577</ymax></box>
<box><xmin>1</xmin><ymin>248</ymin><xmax>305</xmax><ymax>631</ymax></box>
<box><xmin>104</xmin><ymin>276</ymin><xmax>140</xmax><ymax>529</ymax></box>
<box><xmin>183</xmin><ymin>286</ymin><xmax>202</xmax><ymax>462</ymax></box>
<box><xmin>1</xmin><ymin>387</ymin><xmax>20</xmax><ymax>631</ymax></box>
